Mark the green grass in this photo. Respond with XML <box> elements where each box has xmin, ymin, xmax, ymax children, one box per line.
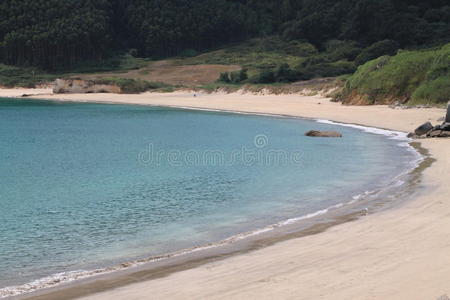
<box><xmin>0</xmin><ymin>64</ymin><xmax>58</xmax><ymax>87</ymax></box>
<box><xmin>196</xmin><ymin>82</ymin><xmax>243</xmax><ymax>92</ymax></box>
<box><xmin>182</xmin><ymin>37</ymin><xmax>308</xmax><ymax>75</ymax></box>
<box><xmin>92</xmin><ymin>77</ymin><xmax>171</xmax><ymax>94</ymax></box>
<box><xmin>341</xmin><ymin>43</ymin><xmax>450</xmax><ymax>105</ymax></box>
<box><xmin>57</xmin><ymin>54</ymin><xmax>151</xmax><ymax>74</ymax></box>
<box><xmin>0</xmin><ymin>54</ymin><xmax>152</xmax><ymax>88</ymax></box>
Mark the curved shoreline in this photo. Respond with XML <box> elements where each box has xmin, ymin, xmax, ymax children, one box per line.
<box><xmin>1</xmin><ymin>90</ymin><xmax>448</xmax><ymax>300</ymax></box>
<box><xmin>1</xmin><ymin>108</ymin><xmax>423</xmax><ymax>299</ymax></box>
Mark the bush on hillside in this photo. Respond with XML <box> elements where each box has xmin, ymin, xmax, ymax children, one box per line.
<box><xmin>340</xmin><ymin>43</ymin><xmax>450</xmax><ymax>104</ymax></box>
<box><xmin>179</xmin><ymin>49</ymin><xmax>199</xmax><ymax>58</ymax></box>
<box><xmin>218</xmin><ymin>69</ymin><xmax>248</xmax><ymax>83</ymax></box>
<box><xmin>253</xmin><ymin>69</ymin><xmax>276</xmax><ymax>83</ymax></box>
<box><xmin>284</xmin><ymin>41</ymin><xmax>318</xmax><ymax>57</ymax></box>
<box><xmin>94</xmin><ymin>78</ymin><xmax>168</xmax><ymax>93</ymax></box>
<box><xmin>218</xmin><ymin>72</ymin><xmax>231</xmax><ymax>83</ymax></box>
<box><xmin>301</xmin><ymin>61</ymin><xmax>356</xmax><ymax>78</ymax></box>
<box><xmin>325</xmin><ymin>40</ymin><xmax>362</xmax><ymax>61</ymax></box>
<box><xmin>355</xmin><ymin>40</ymin><xmax>399</xmax><ymax>66</ymax></box>
<box><xmin>275</xmin><ymin>64</ymin><xmax>300</xmax><ymax>82</ymax></box>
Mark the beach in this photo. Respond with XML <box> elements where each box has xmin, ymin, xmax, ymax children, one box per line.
<box><xmin>2</xmin><ymin>89</ymin><xmax>449</xmax><ymax>299</ymax></box>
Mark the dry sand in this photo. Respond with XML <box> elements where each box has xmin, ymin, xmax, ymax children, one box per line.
<box><xmin>2</xmin><ymin>89</ymin><xmax>449</xmax><ymax>299</ymax></box>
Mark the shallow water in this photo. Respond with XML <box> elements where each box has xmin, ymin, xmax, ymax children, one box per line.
<box><xmin>0</xmin><ymin>99</ymin><xmax>417</xmax><ymax>295</ymax></box>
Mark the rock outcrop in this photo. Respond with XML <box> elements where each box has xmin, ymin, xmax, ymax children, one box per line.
<box><xmin>305</xmin><ymin>130</ymin><xmax>343</xmax><ymax>138</ymax></box>
<box><xmin>446</xmin><ymin>102</ymin><xmax>450</xmax><ymax>123</ymax></box>
<box><xmin>414</xmin><ymin>122</ymin><xmax>434</xmax><ymax>136</ymax></box>
<box><xmin>53</xmin><ymin>79</ymin><xmax>121</xmax><ymax>94</ymax></box>
<box><xmin>409</xmin><ymin>104</ymin><xmax>450</xmax><ymax>138</ymax></box>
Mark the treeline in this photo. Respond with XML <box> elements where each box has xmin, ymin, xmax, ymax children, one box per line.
<box><xmin>0</xmin><ymin>0</ymin><xmax>113</xmax><ymax>69</ymax></box>
<box><xmin>0</xmin><ymin>0</ymin><xmax>449</xmax><ymax>70</ymax></box>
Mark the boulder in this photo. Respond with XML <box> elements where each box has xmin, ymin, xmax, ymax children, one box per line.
<box><xmin>440</xmin><ymin>122</ymin><xmax>450</xmax><ymax>131</ymax></box>
<box><xmin>446</xmin><ymin>102</ymin><xmax>450</xmax><ymax>123</ymax></box>
<box><xmin>305</xmin><ymin>130</ymin><xmax>343</xmax><ymax>138</ymax></box>
<box><xmin>439</xmin><ymin>131</ymin><xmax>450</xmax><ymax>138</ymax></box>
<box><xmin>428</xmin><ymin>130</ymin><xmax>443</xmax><ymax>138</ymax></box>
<box><xmin>414</xmin><ymin>122</ymin><xmax>434</xmax><ymax>136</ymax></box>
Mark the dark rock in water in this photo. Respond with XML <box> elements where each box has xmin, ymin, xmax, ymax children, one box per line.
<box><xmin>407</xmin><ymin>132</ymin><xmax>415</xmax><ymax>138</ymax></box>
<box><xmin>440</xmin><ymin>122</ymin><xmax>450</xmax><ymax>131</ymax></box>
<box><xmin>414</xmin><ymin>122</ymin><xmax>434</xmax><ymax>136</ymax></box>
<box><xmin>305</xmin><ymin>130</ymin><xmax>342</xmax><ymax>138</ymax></box>
<box><xmin>428</xmin><ymin>130</ymin><xmax>443</xmax><ymax>138</ymax></box>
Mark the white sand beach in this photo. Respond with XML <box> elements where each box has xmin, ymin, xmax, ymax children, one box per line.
<box><xmin>2</xmin><ymin>89</ymin><xmax>449</xmax><ymax>299</ymax></box>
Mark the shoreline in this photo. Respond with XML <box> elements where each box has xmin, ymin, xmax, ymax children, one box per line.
<box><xmin>3</xmin><ymin>107</ymin><xmax>423</xmax><ymax>299</ymax></box>
<box><xmin>2</xmin><ymin>90</ymin><xmax>449</xmax><ymax>299</ymax></box>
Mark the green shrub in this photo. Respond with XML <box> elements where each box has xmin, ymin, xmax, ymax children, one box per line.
<box><xmin>284</xmin><ymin>41</ymin><xmax>318</xmax><ymax>57</ymax></box>
<box><xmin>342</xmin><ymin>43</ymin><xmax>450</xmax><ymax>104</ymax></box>
<box><xmin>229</xmin><ymin>69</ymin><xmax>248</xmax><ymax>83</ymax></box>
<box><xmin>219</xmin><ymin>69</ymin><xmax>247</xmax><ymax>84</ymax></box>
<box><xmin>355</xmin><ymin>40</ymin><xmax>400</xmax><ymax>66</ymax></box>
<box><xmin>275</xmin><ymin>63</ymin><xmax>300</xmax><ymax>82</ymax></box>
<box><xmin>179</xmin><ymin>49</ymin><xmax>199</xmax><ymax>58</ymax></box>
<box><xmin>0</xmin><ymin>64</ymin><xmax>56</xmax><ymax>87</ymax></box>
<box><xmin>299</xmin><ymin>55</ymin><xmax>329</xmax><ymax>67</ymax></box>
<box><xmin>325</xmin><ymin>40</ymin><xmax>362</xmax><ymax>61</ymax></box>
<box><xmin>218</xmin><ymin>72</ymin><xmax>231</xmax><ymax>83</ymax></box>
<box><xmin>239</xmin><ymin>68</ymin><xmax>248</xmax><ymax>81</ymax></box>
<box><xmin>302</xmin><ymin>61</ymin><xmax>356</xmax><ymax>78</ymax></box>
<box><xmin>412</xmin><ymin>76</ymin><xmax>450</xmax><ymax>104</ymax></box>
<box><xmin>94</xmin><ymin>78</ymin><xmax>169</xmax><ymax>93</ymax></box>
<box><xmin>255</xmin><ymin>69</ymin><xmax>276</xmax><ymax>83</ymax></box>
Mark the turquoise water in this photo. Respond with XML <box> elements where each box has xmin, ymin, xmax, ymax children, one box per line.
<box><xmin>0</xmin><ymin>99</ymin><xmax>417</xmax><ymax>295</ymax></box>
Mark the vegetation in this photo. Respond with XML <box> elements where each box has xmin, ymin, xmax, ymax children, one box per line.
<box><xmin>339</xmin><ymin>43</ymin><xmax>450</xmax><ymax>105</ymax></box>
<box><xmin>93</xmin><ymin>78</ymin><xmax>171</xmax><ymax>93</ymax></box>
<box><xmin>0</xmin><ymin>55</ymin><xmax>150</xmax><ymax>88</ymax></box>
<box><xmin>0</xmin><ymin>0</ymin><xmax>448</xmax><ymax>105</ymax></box>
<box><xmin>207</xmin><ymin>37</ymin><xmax>358</xmax><ymax>84</ymax></box>
<box><xmin>0</xmin><ymin>64</ymin><xmax>57</xmax><ymax>88</ymax></box>
<box><xmin>0</xmin><ymin>0</ymin><xmax>448</xmax><ymax>70</ymax></box>
<box><xmin>218</xmin><ymin>69</ymin><xmax>248</xmax><ymax>84</ymax></box>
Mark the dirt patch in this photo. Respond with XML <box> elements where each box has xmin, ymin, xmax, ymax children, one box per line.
<box><xmin>77</xmin><ymin>60</ymin><xmax>241</xmax><ymax>87</ymax></box>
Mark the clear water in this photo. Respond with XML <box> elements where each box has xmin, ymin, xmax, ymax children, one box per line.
<box><xmin>0</xmin><ymin>99</ymin><xmax>416</xmax><ymax>291</ymax></box>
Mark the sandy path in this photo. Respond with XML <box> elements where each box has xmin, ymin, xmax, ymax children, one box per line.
<box><xmin>2</xmin><ymin>89</ymin><xmax>449</xmax><ymax>300</ymax></box>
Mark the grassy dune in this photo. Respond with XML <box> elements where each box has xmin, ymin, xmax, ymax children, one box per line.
<box><xmin>339</xmin><ymin>43</ymin><xmax>450</xmax><ymax>106</ymax></box>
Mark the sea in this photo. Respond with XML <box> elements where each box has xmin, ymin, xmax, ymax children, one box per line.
<box><xmin>0</xmin><ymin>98</ymin><xmax>420</xmax><ymax>297</ymax></box>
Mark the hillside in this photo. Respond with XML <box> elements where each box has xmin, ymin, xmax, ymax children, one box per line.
<box><xmin>1</xmin><ymin>0</ymin><xmax>449</xmax><ymax>70</ymax></box>
<box><xmin>339</xmin><ymin>43</ymin><xmax>450</xmax><ymax>105</ymax></box>
<box><xmin>0</xmin><ymin>0</ymin><xmax>449</xmax><ymax>104</ymax></box>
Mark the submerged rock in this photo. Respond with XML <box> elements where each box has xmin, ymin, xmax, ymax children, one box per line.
<box><xmin>414</xmin><ymin>122</ymin><xmax>434</xmax><ymax>136</ymax></box>
<box><xmin>305</xmin><ymin>130</ymin><xmax>343</xmax><ymax>138</ymax></box>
